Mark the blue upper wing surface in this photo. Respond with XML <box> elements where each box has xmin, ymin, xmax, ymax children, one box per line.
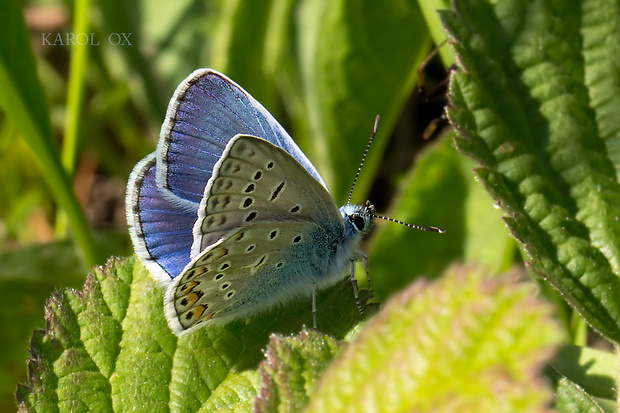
<box><xmin>156</xmin><ymin>69</ymin><xmax>327</xmax><ymax>206</ymax></box>
<box><xmin>126</xmin><ymin>153</ymin><xmax>197</xmax><ymax>282</ymax></box>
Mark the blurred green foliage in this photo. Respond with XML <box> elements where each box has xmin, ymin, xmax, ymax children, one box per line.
<box><xmin>2</xmin><ymin>0</ymin><xmax>620</xmax><ymax>411</ymax></box>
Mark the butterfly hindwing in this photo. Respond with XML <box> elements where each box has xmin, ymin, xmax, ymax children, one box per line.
<box><xmin>126</xmin><ymin>153</ymin><xmax>198</xmax><ymax>283</ymax></box>
<box><xmin>165</xmin><ymin>221</ymin><xmax>330</xmax><ymax>333</ymax></box>
<box><xmin>191</xmin><ymin>134</ymin><xmax>343</xmax><ymax>257</ymax></box>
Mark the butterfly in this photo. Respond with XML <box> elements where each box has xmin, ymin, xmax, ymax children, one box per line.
<box><xmin>126</xmin><ymin>69</ymin><xmax>443</xmax><ymax>335</ymax></box>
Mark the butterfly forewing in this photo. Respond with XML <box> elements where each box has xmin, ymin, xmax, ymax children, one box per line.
<box><xmin>191</xmin><ymin>135</ymin><xmax>342</xmax><ymax>257</ymax></box>
<box><xmin>157</xmin><ymin>70</ymin><xmax>326</xmax><ymax>206</ymax></box>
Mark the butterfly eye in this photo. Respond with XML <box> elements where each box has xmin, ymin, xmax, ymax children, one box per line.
<box><xmin>351</xmin><ymin>215</ymin><xmax>365</xmax><ymax>231</ymax></box>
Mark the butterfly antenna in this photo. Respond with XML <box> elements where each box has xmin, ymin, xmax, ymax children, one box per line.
<box><xmin>348</xmin><ymin>115</ymin><xmax>380</xmax><ymax>205</ymax></box>
<box><xmin>372</xmin><ymin>214</ymin><xmax>445</xmax><ymax>233</ymax></box>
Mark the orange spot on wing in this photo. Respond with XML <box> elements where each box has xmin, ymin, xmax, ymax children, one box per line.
<box><xmin>185</xmin><ymin>281</ymin><xmax>199</xmax><ymax>293</ymax></box>
<box><xmin>187</xmin><ymin>292</ymin><xmax>199</xmax><ymax>304</ymax></box>
<box><xmin>192</xmin><ymin>304</ymin><xmax>211</xmax><ymax>320</ymax></box>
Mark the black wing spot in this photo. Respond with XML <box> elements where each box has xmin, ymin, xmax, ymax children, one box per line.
<box><xmin>185</xmin><ymin>311</ymin><xmax>194</xmax><ymax>320</ymax></box>
<box><xmin>215</xmin><ymin>273</ymin><xmax>224</xmax><ymax>280</ymax></box>
<box><xmin>290</xmin><ymin>205</ymin><xmax>300</xmax><ymax>213</ymax></box>
<box><xmin>245</xmin><ymin>184</ymin><xmax>255</xmax><ymax>193</ymax></box>
<box><xmin>222</xmin><ymin>283</ymin><xmax>230</xmax><ymax>290</ymax></box>
<box><xmin>270</xmin><ymin>182</ymin><xmax>285</xmax><ymax>201</ymax></box>
<box><xmin>220</xmin><ymin>263</ymin><xmax>230</xmax><ymax>270</ymax></box>
<box><xmin>266</xmin><ymin>161</ymin><xmax>274</xmax><ymax>169</ymax></box>
<box><xmin>255</xmin><ymin>256</ymin><xmax>266</xmax><ymax>267</ymax></box>
<box><xmin>276</xmin><ymin>262</ymin><xmax>283</xmax><ymax>268</ymax></box>
<box><xmin>254</xmin><ymin>170</ymin><xmax>263</xmax><ymax>180</ymax></box>
<box><xmin>198</xmin><ymin>252</ymin><xmax>213</xmax><ymax>265</ymax></box>
<box><xmin>246</xmin><ymin>211</ymin><xmax>258</xmax><ymax>222</ymax></box>
<box><xmin>224</xmin><ymin>161</ymin><xmax>241</xmax><ymax>174</ymax></box>
<box><xmin>219</xmin><ymin>215</ymin><xmax>227</xmax><ymax>226</ymax></box>
<box><xmin>269</xmin><ymin>230</ymin><xmax>278</xmax><ymax>239</ymax></box>
<box><xmin>235</xmin><ymin>232</ymin><xmax>245</xmax><ymax>241</ymax></box>
<box><xmin>293</xmin><ymin>235</ymin><xmax>302</xmax><ymax>243</ymax></box>
<box><xmin>246</xmin><ymin>245</ymin><xmax>255</xmax><ymax>252</ymax></box>
<box><xmin>180</xmin><ymin>298</ymin><xmax>188</xmax><ymax>306</ymax></box>
<box><xmin>226</xmin><ymin>291</ymin><xmax>235</xmax><ymax>299</ymax></box>
<box><xmin>243</xmin><ymin>198</ymin><xmax>253</xmax><ymax>208</ymax></box>
<box><xmin>210</xmin><ymin>197</ymin><xmax>221</xmax><ymax>209</ymax></box>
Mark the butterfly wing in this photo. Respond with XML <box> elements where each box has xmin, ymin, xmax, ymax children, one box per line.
<box><xmin>157</xmin><ymin>69</ymin><xmax>327</xmax><ymax>208</ymax></box>
<box><xmin>125</xmin><ymin>154</ymin><xmax>196</xmax><ymax>282</ymax></box>
<box><xmin>191</xmin><ymin>134</ymin><xmax>341</xmax><ymax>256</ymax></box>
<box><xmin>128</xmin><ymin>69</ymin><xmax>328</xmax><ymax>281</ymax></box>
<box><xmin>165</xmin><ymin>135</ymin><xmax>345</xmax><ymax>334</ymax></box>
<box><xmin>165</xmin><ymin>222</ymin><xmax>327</xmax><ymax>334</ymax></box>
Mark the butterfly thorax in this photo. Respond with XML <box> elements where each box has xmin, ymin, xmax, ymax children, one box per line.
<box><xmin>316</xmin><ymin>202</ymin><xmax>374</xmax><ymax>289</ymax></box>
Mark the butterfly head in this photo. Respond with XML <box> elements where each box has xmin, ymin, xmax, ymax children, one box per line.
<box><xmin>340</xmin><ymin>201</ymin><xmax>375</xmax><ymax>238</ymax></box>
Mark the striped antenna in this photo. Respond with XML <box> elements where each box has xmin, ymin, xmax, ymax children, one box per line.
<box><xmin>372</xmin><ymin>214</ymin><xmax>445</xmax><ymax>233</ymax></box>
<box><xmin>348</xmin><ymin>115</ymin><xmax>445</xmax><ymax>234</ymax></box>
<box><xmin>348</xmin><ymin>115</ymin><xmax>380</xmax><ymax>205</ymax></box>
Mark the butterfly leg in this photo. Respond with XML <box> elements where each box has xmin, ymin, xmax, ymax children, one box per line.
<box><xmin>356</xmin><ymin>252</ymin><xmax>370</xmax><ymax>289</ymax></box>
<box><xmin>312</xmin><ymin>282</ymin><xmax>318</xmax><ymax>330</ymax></box>
<box><xmin>349</xmin><ymin>258</ymin><xmax>364</xmax><ymax>316</ymax></box>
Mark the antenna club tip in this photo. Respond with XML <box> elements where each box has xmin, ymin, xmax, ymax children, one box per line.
<box><xmin>422</xmin><ymin>226</ymin><xmax>445</xmax><ymax>233</ymax></box>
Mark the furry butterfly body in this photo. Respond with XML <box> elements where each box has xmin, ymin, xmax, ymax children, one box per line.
<box><xmin>126</xmin><ymin>69</ymin><xmax>373</xmax><ymax>335</ymax></box>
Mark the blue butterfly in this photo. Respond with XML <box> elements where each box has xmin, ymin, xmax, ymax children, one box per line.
<box><xmin>126</xmin><ymin>69</ymin><xmax>442</xmax><ymax>335</ymax></box>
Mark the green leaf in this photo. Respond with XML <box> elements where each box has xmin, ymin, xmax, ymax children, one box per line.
<box><xmin>418</xmin><ymin>0</ymin><xmax>455</xmax><ymax>65</ymax></box>
<box><xmin>369</xmin><ymin>133</ymin><xmax>513</xmax><ymax>299</ymax></box>
<box><xmin>16</xmin><ymin>256</ymin><xmax>373</xmax><ymax>412</ymax></box>
<box><xmin>255</xmin><ymin>330</ymin><xmax>342</xmax><ymax>411</ymax></box>
<box><xmin>0</xmin><ymin>241</ymin><xmax>89</xmax><ymax>412</ymax></box>
<box><xmin>306</xmin><ymin>264</ymin><xmax>565</xmax><ymax>412</ymax></box>
<box><xmin>443</xmin><ymin>0</ymin><xmax>620</xmax><ymax>342</ymax></box>
<box><xmin>555</xmin><ymin>378</ymin><xmax>604</xmax><ymax>413</ymax></box>
<box><xmin>296</xmin><ymin>0</ymin><xmax>432</xmax><ymax>202</ymax></box>
<box><xmin>548</xmin><ymin>345</ymin><xmax>617</xmax><ymax>401</ymax></box>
